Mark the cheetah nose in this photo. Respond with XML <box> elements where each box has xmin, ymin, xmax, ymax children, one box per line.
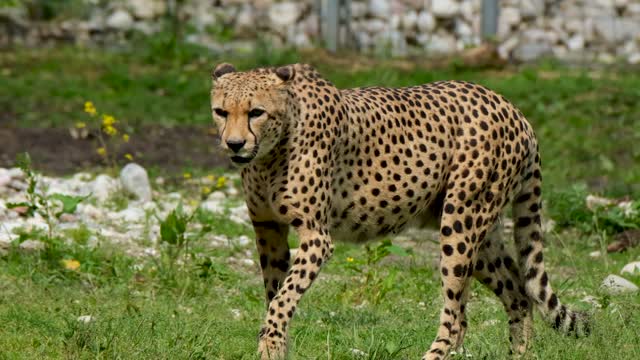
<box><xmin>226</xmin><ymin>139</ymin><xmax>246</xmax><ymax>153</ymax></box>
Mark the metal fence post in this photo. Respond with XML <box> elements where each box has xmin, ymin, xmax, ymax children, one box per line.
<box><xmin>319</xmin><ymin>0</ymin><xmax>351</xmax><ymax>52</ymax></box>
<box><xmin>481</xmin><ymin>0</ymin><xmax>499</xmax><ymax>40</ymax></box>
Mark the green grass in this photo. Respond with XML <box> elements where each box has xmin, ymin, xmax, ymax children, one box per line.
<box><xmin>1</xmin><ymin>224</ymin><xmax>639</xmax><ymax>359</ymax></box>
<box><xmin>1</xmin><ymin>41</ymin><xmax>640</xmax><ymax>358</ymax></box>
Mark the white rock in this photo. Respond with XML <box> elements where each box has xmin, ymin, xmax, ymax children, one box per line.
<box><xmin>77</xmin><ymin>315</ymin><xmax>95</xmax><ymax>324</ymax></box>
<box><xmin>432</xmin><ymin>0</ymin><xmax>460</xmax><ymax>18</ymax></box>
<box><xmin>455</xmin><ymin>19</ymin><xmax>473</xmax><ymax>40</ymax></box>
<box><xmin>589</xmin><ymin>250</ymin><xmax>602</xmax><ymax>258</ymax></box>
<box><xmin>92</xmin><ymin>175</ymin><xmax>118</xmax><ymax>203</ymax></box>
<box><xmin>241</xmin><ymin>258</ymin><xmax>255</xmax><ymax>267</ymax></box>
<box><xmin>459</xmin><ymin>0</ymin><xmax>474</xmax><ymax>21</ymax></box>
<box><xmin>520</xmin><ymin>0</ymin><xmax>544</xmax><ymax>19</ymax></box>
<box><xmin>0</xmin><ymin>231</ymin><xmax>17</xmax><ymax>244</ymax></box>
<box><xmin>269</xmin><ymin>2</ymin><xmax>300</xmax><ymax>29</ymax></box>
<box><xmin>120</xmin><ymin>163</ymin><xmax>152</xmax><ymax>202</ymax></box>
<box><xmin>425</xmin><ymin>32</ymin><xmax>458</xmax><ymax>54</ymax></box>
<box><xmin>513</xmin><ymin>42</ymin><xmax>552</xmax><ymax>62</ymax></box>
<box><xmin>501</xmin><ymin>7</ymin><xmax>521</xmax><ymax>27</ymax></box>
<box><xmin>207</xmin><ymin>191</ymin><xmax>226</xmax><ymax>201</ymax></box>
<box><xmin>628</xmin><ymin>3</ymin><xmax>640</xmax><ymax>15</ymax></box>
<box><xmin>129</xmin><ymin>0</ymin><xmax>165</xmax><ymax>20</ymax></box>
<box><xmin>117</xmin><ymin>206</ymin><xmax>146</xmax><ymax>223</ymax></box>
<box><xmin>566</xmin><ymin>34</ymin><xmax>585</xmax><ymax>51</ymax></box>
<box><xmin>601</xmin><ymin>274</ymin><xmax>639</xmax><ymax>294</ymax></box>
<box><xmin>9</xmin><ymin>179</ymin><xmax>27</xmax><ymax>191</ymax></box>
<box><xmin>351</xmin><ymin>348</ymin><xmax>367</xmax><ymax>357</ymax></box>
<box><xmin>106</xmin><ymin>9</ymin><xmax>134</xmax><ymax>30</ymax></box>
<box><xmin>0</xmin><ymin>173</ymin><xmax>10</xmax><ymax>188</ymax></box>
<box><xmin>621</xmin><ymin>262</ymin><xmax>640</xmax><ymax>275</ymax></box>
<box><xmin>230</xmin><ymin>308</ymin><xmax>242</xmax><ymax>319</ymax></box>
<box><xmin>391</xmin><ymin>13</ymin><xmax>402</xmax><ymax>30</ymax></box>
<box><xmin>594</xmin><ymin>0</ymin><xmax>615</xmax><ymax>8</ymax></box>
<box><xmin>369</xmin><ymin>0</ymin><xmax>390</xmax><ymax>18</ymax></box>
<box><xmin>365</xmin><ymin>19</ymin><xmax>387</xmax><ymax>34</ymax></box>
<box><xmin>498</xmin><ymin>36</ymin><xmax>519</xmax><ymax>59</ymax></box>
<box><xmin>226</xmin><ymin>186</ymin><xmax>239</xmax><ymax>197</ymax></box>
<box><xmin>235</xmin><ymin>6</ymin><xmax>254</xmax><ymax>36</ymax></box>
<box><xmin>78</xmin><ymin>203</ymin><xmax>103</xmax><ymax>220</ymax></box>
<box><xmin>19</xmin><ymin>239</ymin><xmax>46</xmax><ymax>252</ymax></box>
<box><xmin>401</xmin><ymin>10</ymin><xmax>418</xmax><ymax>30</ymax></box>
<box><xmin>417</xmin><ymin>11</ymin><xmax>436</xmax><ymax>32</ymax></box>
<box><xmin>7</xmin><ymin>168</ymin><xmax>24</xmax><ymax>179</ymax></box>
<box><xmin>629</xmin><ymin>53</ymin><xmax>640</xmax><ymax>64</ymax></box>
<box><xmin>200</xmin><ymin>201</ymin><xmax>224</xmax><ymax>214</ymax></box>
<box><xmin>235</xmin><ymin>235</ymin><xmax>251</xmax><ymax>247</ymax></box>
<box><xmin>351</xmin><ymin>1</ymin><xmax>368</xmax><ymax>18</ymax></box>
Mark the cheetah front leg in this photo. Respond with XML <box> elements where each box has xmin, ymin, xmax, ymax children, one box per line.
<box><xmin>254</xmin><ymin>221</ymin><xmax>291</xmax><ymax>303</ymax></box>
<box><xmin>258</xmin><ymin>225</ymin><xmax>334</xmax><ymax>360</ymax></box>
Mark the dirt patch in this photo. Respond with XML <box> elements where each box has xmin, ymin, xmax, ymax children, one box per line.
<box><xmin>0</xmin><ymin>125</ymin><xmax>231</xmax><ymax>175</ymax></box>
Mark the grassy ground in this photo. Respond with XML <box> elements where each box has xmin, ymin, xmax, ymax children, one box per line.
<box><xmin>1</xmin><ymin>42</ymin><xmax>640</xmax><ymax>359</ymax></box>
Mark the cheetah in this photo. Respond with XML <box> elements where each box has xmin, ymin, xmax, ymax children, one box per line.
<box><xmin>210</xmin><ymin>63</ymin><xmax>589</xmax><ymax>359</ymax></box>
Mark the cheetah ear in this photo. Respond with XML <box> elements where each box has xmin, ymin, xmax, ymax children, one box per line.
<box><xmin>212</xmin><ymin>63</ymin><xmax>236</xmax><ymax>80</ymax></box>
<box><xmin>275</xmin><ymin>65</ymin><xmax>295</xmax><ymax>82</ymax></box>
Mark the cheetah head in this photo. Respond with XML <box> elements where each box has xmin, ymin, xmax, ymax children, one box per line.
<box><xmin>210</xmin><ymin>63</ymin><xmax>295</xmax><ymax>166</ymax></box>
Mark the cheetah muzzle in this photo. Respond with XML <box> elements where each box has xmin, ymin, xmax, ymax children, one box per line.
<box><xmin>210</xmin><ymin>63</ymin><xmax>591</xmax><ymax>360</ymax></box>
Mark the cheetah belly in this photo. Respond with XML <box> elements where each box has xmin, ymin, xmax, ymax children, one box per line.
<box><xmin>328</xmin><ymin>169</ymin><xmax>446</xmax><ymax>243</ymax></box>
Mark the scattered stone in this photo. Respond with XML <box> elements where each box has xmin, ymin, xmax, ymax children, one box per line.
<box><xmin>120</xmin><ymin>163</ymin><xmax>152</xmax><ymax>202</ymax></box>
<box><xmin>106</xmin><ymin>9</ymin><xmax>134</xmax><ymax>30</ymax></box>
<box><xmin>416</xmin><ymin>11</ymin><xmax>436</xmax><ymax>32</ymax></box>
<box><xmin>207</xmin><ymin>191</ymin><xmax>226</xmax><ymax>201</ymax></box>
<box><xmin>621</xmin><ymin>261</ymin><xmax>640</xmax><ymax>275</ymax></box>
<box><xmin>77</xmin><ymin>315</ymin><xmax>95</xmax><ymax>324</ymax></box>
<box><xmin>92</xmin><ymin>174</ymin><xmax>118</xmax><ymax>203</ymax></box>
<box><xmin>129</xmin><ymin>0</ymin><xmax>165</xmax><ymax>20</ymax></box>
<box><xmin>241</xmin><ymin>258</ymin><xmax>255</xmax><ymax>267</ymax></box>
<box><xmin>513</xmin><ymin>42</ymin><xmax>552</xmax><ymax>62</ymax></box>
<box><xmin>350</xmin><ymin>348</ymin><xmax>367</xmax><ymax>357</ymax></box>
<box><xmin>589</xmin><ymin>250</ymin><xmax>602</xmax><ymax>258</ymax></box>
<box><xmin>230</xmin><ymin>308</ymin><xmax>242</xmax><ymax>319</ymax></box>
<box><xmin>432</xmin><ymin>0</ymin><xmax>460</xmax><ymax>18</ymax></box>
<box><xmin>268</xmin><ymin>2</ymin><xmax>300</xmax><ymax>30</ymax></box>
<box><xmin>369</xmin><ymin>0</ymin><xmax>390</xmax><ymax>18</ymax></box>
<box><xmin>116</xmin><ymin>206</ymin><xmax>146</xmax><ymax>223</ymax></box>
<box><xmin>235</xmin><ymin>235</ymin><xmax>251</xmax><ymax>247</ymax></box>
<box><xmin>601</xmin><ymin>274</ymin><xmax>639</xmax><ymax>294</ymax></box>
<box><xmin>19</xmin><ymin>239</ymin><xmax>46</xmax><ymax>252</ymax></box>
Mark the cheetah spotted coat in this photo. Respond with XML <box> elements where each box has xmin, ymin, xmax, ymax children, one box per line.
<box><xmin>210</xmin><ymin>63</ymin><xmax>589</xmax><ymax>360</ymax></box>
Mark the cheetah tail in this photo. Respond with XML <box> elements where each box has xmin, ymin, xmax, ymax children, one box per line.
<box><xmin>511</xmin><ymin>160</ymin><xmax>590</xmax><ymax>337</ymax></box>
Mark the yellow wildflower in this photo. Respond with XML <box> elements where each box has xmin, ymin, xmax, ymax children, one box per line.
<box><xmin>97</xmin><ymin>147</ymin><xmax>107</xmax><ymax>156</ymax></box>
<box><xmin>216</xmin><ymin>176</ymin><xmax>226</xmax><ymax>188</ymax></box>
<box><xmin>346</xmin><ymin>257</ymin><xmax>354</xmax><ymax>263</ymax></box>
<box><xmin>124</xmin><ymin>153</ymin><xmax>134</xmax><ymax>161</ymax></box>
<box><xmin>104</xmin><ymin>126</ymin><xmax>118</xmax><ymax>136</ymax></box>
<box><xmin>62</xmin><ymin>259</ymin><xmax>81</xmax><ymax>271</ymax></box>
<box><xmin>75</xmin><ymin>121</ymin><xmax>86</xmax><ymax>129</ymax></box>
<box><xmin>104</xmin><ymin>125</ymin><xmax>118</xmax><ymax>136</ymax></box>
<box><xmin>207</xmin><ymin>174</ymin><xmax>216</xmax><ymax>182</ymax></box>
<box><xmin>122</xmin><ymin>134</ymin><xmax>130</xmax><ymax>142</ymax></box>
<box><xmin>183</xmin><ymin>172</ymin><xmax>192</xmax><ymax>179</ymax></box>
<box><xmin>201</xmin><ymin>186</ymin><xmax>212</xmax><ymax>195</ymax></box>
<box><xmin>102</xmin><ymin>114</ymin><xmax>116</xmax><ymax>127</ymax></box>
<box><xmin>84</xmin><ymin>101</ymin><xmax>96</xmax><ymax>116</ymax></box>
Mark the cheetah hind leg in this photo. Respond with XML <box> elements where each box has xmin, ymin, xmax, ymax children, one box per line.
<box><xmin>473</xmin><ymin>221</ymin><xmax>534</xmax><ymax>356</ymax></box>
<box><xmin>423</xmin><ymin>192</ymin><xmax>503</xmax><ymax>360</ymax></box>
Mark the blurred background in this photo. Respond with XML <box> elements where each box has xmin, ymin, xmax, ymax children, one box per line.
<box><xmin>1</xmin><ymin>2</ymin><xmax>640</xmax><ymax>358</ymax></box>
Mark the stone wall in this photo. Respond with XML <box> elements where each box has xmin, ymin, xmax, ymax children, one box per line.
<box><xmin>1</xmin><ymin>0</ymin><xmax>639</xmax><ymax>63</ymax></box>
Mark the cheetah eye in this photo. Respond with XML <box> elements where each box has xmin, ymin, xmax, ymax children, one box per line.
<box><xmin>214</xmin><ymin>108</ymin><xmax>228</xmax><ymax>118</ymax></box>
<box><xmin>248</xmin><ymin>108</ymin><xmax>266</xmax><ymax>118</ymax></box>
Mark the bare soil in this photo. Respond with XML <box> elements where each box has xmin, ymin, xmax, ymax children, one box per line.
<box><xmin>0</xmin><ymin>124</ymin><xmax>231</xmax><ymax>175</ymax></box>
